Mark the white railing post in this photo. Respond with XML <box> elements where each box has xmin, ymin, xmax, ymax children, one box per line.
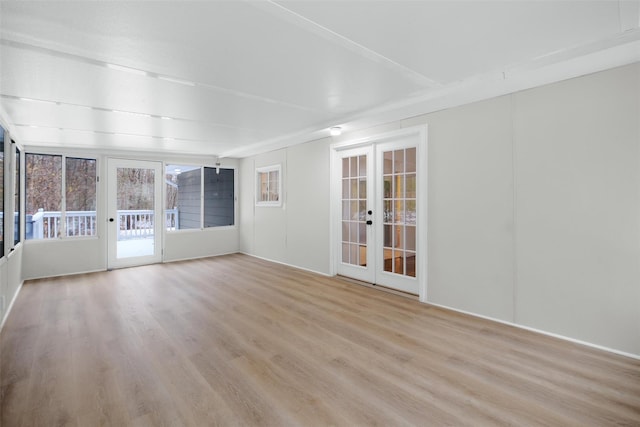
<box><xmin>32</xmin><ymin>209</ymin><xmax>45</xmax><ymax>239</ymax></box>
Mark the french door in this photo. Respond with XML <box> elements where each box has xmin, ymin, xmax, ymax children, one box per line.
<box><xmin>335</xmin><ymin>129</ymin><xmax>424</xmax><ymax>295</ymax></box>
<box><xmin>107</xmin><ymin>159</ymin><xmax>163</xmax><ymax>269</ymax></box>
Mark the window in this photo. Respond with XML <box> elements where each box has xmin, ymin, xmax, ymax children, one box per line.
<box><xmin>65</xmin><ymin>158</ymin><xmax>97</xmax><ymax>237</ymax></box>
<box><xmin>25</xmin><ymin>153</ymin><xmax>97</xmax><ymax>239</ymax></box>
<box><xmin>0</xmin><ymin>126</ymin><xmax>4</xmax><ymax>257</ymax></box>
<box><xmin>256</xmin><ymin>164</ymin><xmax>281</xmax><ymax>206</ymax></box>
<box><xmin>165</xmin><ymin>164</ymin><xmax>235</xmax><ymax>230</ymax></box>
<box><xmin>204</xmin><ymin>167</ymin><xmax>234</xmax><ymax>227</ymax></box>
<box><xmin>26</xmin><ymin>154</ymin><xmax>62</xmax><ymax>239</ymax></box>
<box><xmin>165</xmin><ymin>164</ymin><xmax>201</xmax><ymax>230</ymax></box>
<box><xmin>14</xmin><ymin>145</ymin><xmax>20</xmax><ymax>245</ymax></box>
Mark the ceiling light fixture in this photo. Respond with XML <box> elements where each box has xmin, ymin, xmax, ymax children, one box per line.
<box><xmin>158</xmin><ymin>76</ymin><xmax>196</xmax><ymax>87</ymax></box>
<box><xmin>106</xmin><ymin>63</ymin><xmax>148</xmax><ymax>76</ymax></box>
<box><xmin>160</xmin><ymin>116</ymin><xmax>173</xmax><ymax>120</ymax></box>
<box><xmin>330</xmin><ymin>126</ymin><xmax>342</xmax><ymax>136</ymax></box>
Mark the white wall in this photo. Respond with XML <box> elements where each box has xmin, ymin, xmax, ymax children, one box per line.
<box><xmin>0</xmin><ymin>247</ymin><xmax>22</xmax><ymax>327</ymax></box>
<box><xmin>239</xmin><ymin>143</ymin><xmax>332</xmax><ymax>274</ymax></box>
<box><xmin>512</xmin><ymin>64</ymin><xmax>640</xmax><ymax>354</ymax></box>
<box><xmin>240</xmin><ymin>63</ymin><xmax>640</xmax><ymax>356</ymax></box>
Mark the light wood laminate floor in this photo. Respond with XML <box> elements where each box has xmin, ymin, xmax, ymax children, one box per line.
<box><xmin>1</xmin><ymin>254</ymin><xmax>639</xmax><ymax>426</ymax></box>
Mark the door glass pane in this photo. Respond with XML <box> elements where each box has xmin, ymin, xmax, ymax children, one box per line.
<box><xmin>406</xmin><ymin>226</ymin><xmax>416</xmax><ymax>251</ymax></box>
<box><xmin>406</xmin><ymin>148</ymin><xmax>416</xmax><ymax>173</ymax></box>
<box><xmin>116</xmin><ymin>167</ymin><xmax>155</xmax><ymax>259</ymax></box>
<box><xmin>406</xmin><ymin>174</ymin><xmax>416</xmax><ymax>198</ymax></box>
<box><xmin>406</xmin><ymin>252</ymin><xmax>416</xmax><ymax>277</ymax></box>
<box><xmin>381</xmin><ymin>147</ymin><xmax>417</xmax><ymax>278</ymax></box>
<box><xmin>383</xmin><ymin>151</ymin><xmax>393</xmax><ymax>174</ymax></box>
<box><xmin>341</xmin><ymin>154</ymin><xmax>367</xmax><ymax>267</ymax></box>
<box><xmin>394</xmin><ymin>149</ymin><xmax>404</xmax><ymax>173</ymax></box>
<box><xmin>358</xmin><ymin>156</ymin><xmax>366</xmax><ymax>177</ymax></box>
<box><xmin>383</xmin><ymin>248</ymin><xmax>393</xmax><ymax>273</ymax></box>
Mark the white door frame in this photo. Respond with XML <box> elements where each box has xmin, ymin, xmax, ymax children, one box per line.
<box><xmin>107</xmin><ymin>158</ymin><xmax>163</xmax><ymax>269</ymax></box>
<box><xmin>329</xmin><ymin>125</ymin><xmax>428</xmax><ymax>302</ymax></box>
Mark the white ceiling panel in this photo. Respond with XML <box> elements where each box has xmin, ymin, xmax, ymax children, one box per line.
<box><xmin>0</xmin><ymin>96</ymin><xmax>272</xmax><ymax>146</ymax></box>
<box><xmin>0</xmin><ymin>0</ymin><xmax>638</xmax><ymax>157</ymax></box>
<box><xmin>276</xmin><ymin>0</ymin><xmax>624</xmax><ymax>84</ymax></box>
<box><xmin>0</xmin><ymin>1</ymin><xmax>428</xmax><ymax>111</ymax></box>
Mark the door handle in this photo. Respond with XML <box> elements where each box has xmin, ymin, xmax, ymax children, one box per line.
<box><xmin>109</xmin><ymin>218</ymin><xmax>114</xmax><ymax>222</ymax></box>
<box><xmin>366</xmin><ymin>220</ymin><xmax>373</xmax><ymax>225</ymax></box>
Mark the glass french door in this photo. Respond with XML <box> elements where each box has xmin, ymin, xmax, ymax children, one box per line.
<box><xmin>107</xmin><ymin>159</ymin><xmax>163</xmax><ymax>269</ymax></box>
<box><xmin>337</xmin><ymin>137</ymin><xmax>421</xmax><ymax>295</ymax></box>
<box><xmin>337</xmin><ymin>146</ymin><xmax>375</xmax><ymax>283</ymax></box>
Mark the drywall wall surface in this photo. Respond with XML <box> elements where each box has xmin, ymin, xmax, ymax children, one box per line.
<box><xmin>513</xmin><ymin>63</ymin><xmax>640</xmax><ymax>354</ymax></box>
<box><xmin>285</xmin><ymin>139</ymin><xmax>331</xmax><ymax>274</ymax></box>
<box><xmin>239</xmin><ymin>63</ymin><xmax>640</xmax><ymax>356</ymax></box>
<box><xmin>2</xmin><ymin>245</ymin><xmax>22</xmax><ymax>325</ymax></box>
<box><xmin>421</xmin><ymin>95</ymin><xmax>516</xmax><ymax>322</ymax></box>
<box><xmin>252</xmin><ymin>149</ymin><xmax>288</xmax><ymax>263</ymax></box>
<box><xmin>22</xmin><ymin>238</ymin><xmax>105</xmax><ymax>280</ymax></box>
<box><xmin>239</xmin><ymin>157</ymin><xmax>256</xmax><ymax>254</ymax></box>
<box><xmin>164</xmin><ymin>226</ymin><xmax>238</xmax><ymax>262</ymax></box>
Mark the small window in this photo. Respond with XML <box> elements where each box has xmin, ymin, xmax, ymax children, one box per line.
<box><xmin>256</xmin><ymin>165</ymin><xmax>281</xmax><ymax>207</ymax></box>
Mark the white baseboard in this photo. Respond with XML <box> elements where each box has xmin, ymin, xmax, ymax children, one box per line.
<box><xmin>240</xmin><ymin>252</ymin><xmax>332</xmax><ymax>277</ymax></box>
<box><xmin>426</xmin><ymin>301</ymin><xmax>640</xmax><ymax>361</ymax></box>
<box><xmin>23</xmin><ymin>267</ymin><xmax>106</xmax><ymax>282</ymax></box>
<box><xmin>163</xmin><ymin>250</ymin><xmax>240</xmax><ymax>264</ymax></box>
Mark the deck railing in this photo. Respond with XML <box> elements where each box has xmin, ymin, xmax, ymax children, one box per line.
<box><xmin>26</xmin><ymin>208</ymin><xmax>179</xmax><ymax>240</ymax></box>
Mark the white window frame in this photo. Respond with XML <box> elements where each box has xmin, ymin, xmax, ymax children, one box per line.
<box><xmin>255</xmin><ymin>164</ymin><xmax>282</xmax><ymax>207</ymax></box>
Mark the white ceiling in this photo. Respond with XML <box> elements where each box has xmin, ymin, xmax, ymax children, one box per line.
<box><xmin>1</xmin><ymin>1</ymin><xmax>639</xmax><ymax>158</ymax></box>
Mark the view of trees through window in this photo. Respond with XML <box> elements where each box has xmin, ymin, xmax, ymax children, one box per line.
<box><xmin>26</xmin><ymin>154</ymin><xmax>96</xmax><ymax>239</ymax></box>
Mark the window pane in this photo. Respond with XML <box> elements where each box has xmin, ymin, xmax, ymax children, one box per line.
<box><xmin>350</xmin><ymin>157</ymin><xmax>357</xmax><ymax>177</ymax></box>
<box><xmin>358</xmin><ymin>155</ymin><xmax>366</xmax><ymax>177</ymax></box>
<box><xmin>342</xmin><ymin>158</ymin><xmax>349</xmax><ymax>178</ymax></box>
<box><xmin>0</xmin><ymin>127</ymin><xmax>4</xmax><ymax>257</ymax></box>
<box><xmin>383</xmin><ymin>151</ymin><xmax>393</xmax><ymax>174</ymax></box>
<box><xmin>66</xmin><ymin>158</ymin><xmax>96</xmax><ymax>237</ymax></box>
<box><xmin>204</xmin><ymin>167</ymin><xmax>234</xmax><ymax>227</ymax></box>
<box><xmin>26</xmin><ymin>154</ymin><xmax>62</xmax><ymax>239</ymax></box>
<box><xmin>167</xmin><ymin>164</ymin><xmax>201</xmax><ymax>230</ymax></box>
<box><xmin>406</xmin><ymin>147</ymin><xmax>416</xmax><ymax>173</ymax></box>
<box><xmin>116</xmin><ymin>167</ymin><xmax>155</xmax><ymax>258</ymax></box>
<box><xmin>394</xmin><ymin>149</ymin><xmax>405</xmax><ymax>173</ymax></box>
<box><xmin>256</xmin><ymin>165</ymin><xmax>280</xmax><ymax>206</ymax></box>
<box><xmin>14</xmin><ymin>147</ymin><xmax>20</xmax><ymax>245</ymax></box>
